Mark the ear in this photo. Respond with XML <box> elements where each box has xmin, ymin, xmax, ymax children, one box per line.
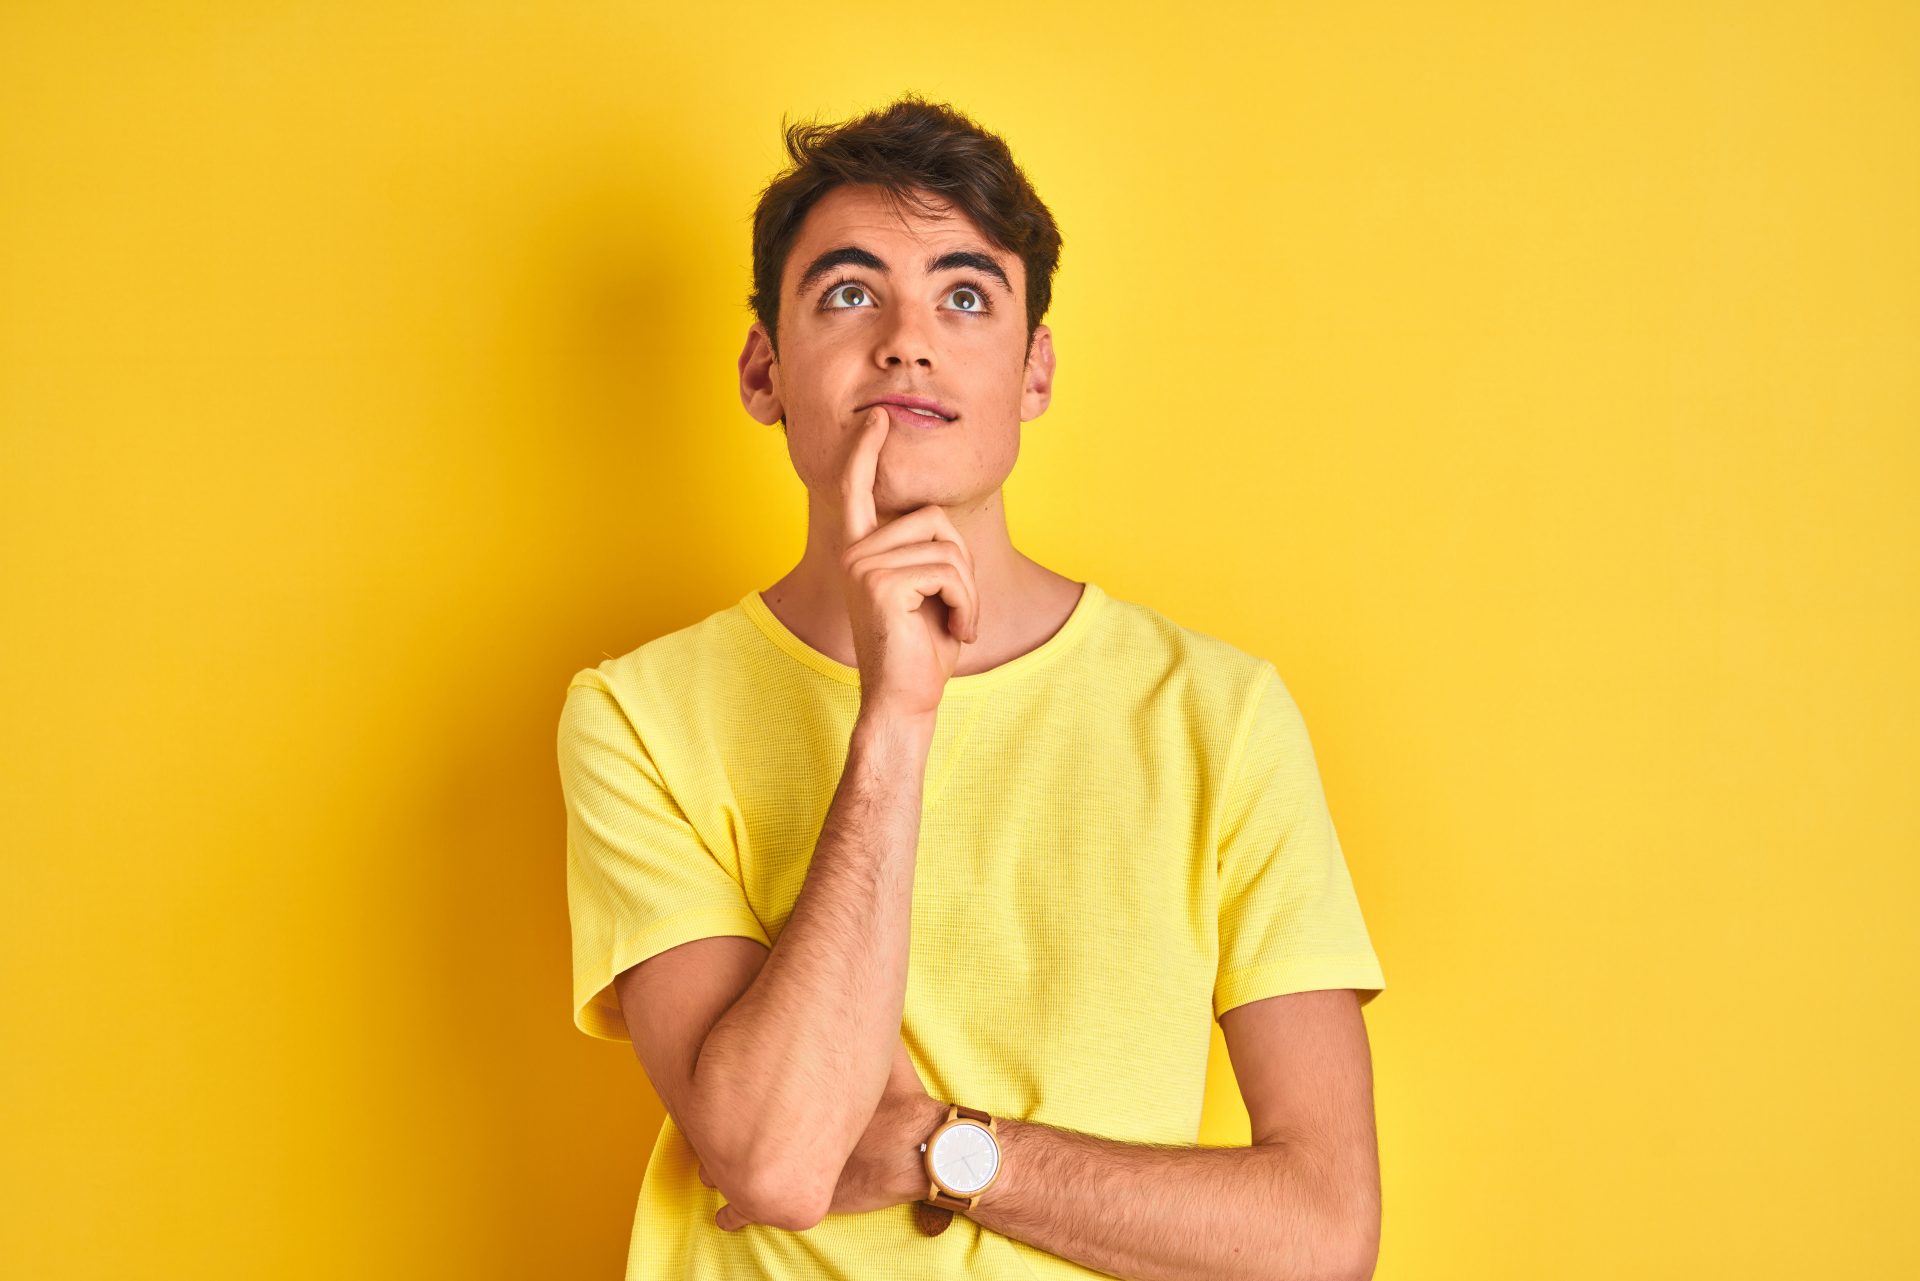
<box><xmin>1019</xmin><ymin>323</ymin><xmax>1055</xmax><ymax>423</ymax></box>
<box><xmin>738</xmin><ymin>321</ymin><xmax>786</xmax><ymax>427</ymax></box>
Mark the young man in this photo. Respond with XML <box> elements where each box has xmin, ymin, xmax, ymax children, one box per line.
<box><xmin>559</xmin><ymin>95</ymin><xmax>1387</xmax><ymax>1281</ymax></box>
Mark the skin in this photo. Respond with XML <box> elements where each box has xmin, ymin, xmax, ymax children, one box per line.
<box><xmin>737</xmin><ymin>181</ymin><xmax>1086</xmax><ymax>678</ymax></box>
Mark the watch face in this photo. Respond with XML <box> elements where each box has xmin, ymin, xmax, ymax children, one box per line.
<box><xmin>930</xmin><ymin>1121</ymin><xmax>999</xmax><ymax>1195</ymax></box>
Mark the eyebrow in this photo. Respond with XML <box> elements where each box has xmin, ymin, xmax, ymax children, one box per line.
<box><xmin>794</xmin><ymin>244</ymin><xmax>1014</xmax><ymax>299</ymax></box>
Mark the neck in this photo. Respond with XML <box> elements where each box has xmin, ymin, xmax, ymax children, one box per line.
<box><xmin>762</xmin><ymin>488</ymin><xmax>1073</xmax><ymax>676</ymax></box>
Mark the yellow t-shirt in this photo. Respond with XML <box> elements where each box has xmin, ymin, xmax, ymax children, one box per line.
<box><xmin>557</xmin><ymin>579</ymin><xmax>1385</xmax><ymax>1280</ymax></box>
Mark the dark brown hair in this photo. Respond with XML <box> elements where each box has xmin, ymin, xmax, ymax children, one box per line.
<box><xmin>746</xmin><ymin>94</ymin><xmax>1063</xmax><ymax>362</ymax></box>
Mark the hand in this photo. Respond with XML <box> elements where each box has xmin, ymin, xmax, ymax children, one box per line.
<box><xmin>838</xmin><ymin>403</ymin><xmax>981</xmax><ymax>721</ymax></box>
<box><xmin>700</xmin><ymin>1037</ymin><xmax>939</xmax><ymax>1229</ymax></box>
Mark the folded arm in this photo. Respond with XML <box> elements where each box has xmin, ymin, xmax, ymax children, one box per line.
<box><xmin>890</xmin><ymin>988</ymin><xmax>1381</xmax><ymax>1281</ymax></box>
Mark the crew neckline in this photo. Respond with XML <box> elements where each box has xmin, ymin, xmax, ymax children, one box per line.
<box><xmin>739</xmin><ymin>580</ymin><xmax>1105</xmax><ymax>694</ymax></box>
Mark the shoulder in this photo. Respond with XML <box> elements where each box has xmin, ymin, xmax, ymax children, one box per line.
<box><xmin>1084</xmin><ymin>584</ymin><xmax>1276</xmax><ymax>718</ymax></box>
<box><xmin>562</xmin><ymin>595</ymin><xmax>757</xmax><ymax>736</ymax></box>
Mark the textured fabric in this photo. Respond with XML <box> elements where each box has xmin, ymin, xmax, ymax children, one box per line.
<box><xmin>556</xmin><ymin>580</ymin><xmax>1385</xmax><ymax>1280</ymax></box>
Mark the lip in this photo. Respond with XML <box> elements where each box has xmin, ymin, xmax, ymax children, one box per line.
<box><xmin>860</xmin><ymin>394</ymin><xmax>958</xmax><ymax>422</ymax></box>
<box><xmin>873</xmin><ymin>401</ymin><xmax>958</xmax><ymax>428</ymax></box>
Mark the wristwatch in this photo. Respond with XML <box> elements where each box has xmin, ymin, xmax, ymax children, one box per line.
<box><xmin>913</xmin><ymin>1103</ymin><xmax>1001</xmax><ymax>1236</ymax></box>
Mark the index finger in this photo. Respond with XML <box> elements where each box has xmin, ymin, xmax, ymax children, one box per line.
<box><xmin>840</xmin><ymin>404</ymin><xmax>891</xmax><ymax>545</ymax></box>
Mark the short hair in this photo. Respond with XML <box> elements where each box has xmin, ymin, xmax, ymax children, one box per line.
<box><xmin>746</xmin><ymin>94</ymin><xmax>1064</xmax><ymax>363</ymax></box>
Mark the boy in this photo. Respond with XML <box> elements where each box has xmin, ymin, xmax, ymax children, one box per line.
<box><xmin>560</xmin><ymin>94</ymin><xmax>1385</xmax><ymax>1281</ymax></box>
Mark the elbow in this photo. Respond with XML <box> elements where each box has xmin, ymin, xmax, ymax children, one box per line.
<box><xmin>1335</xmin><ymin>1241</ymin><xmax>1379</xmax><ymax>1281</ymax></box>
<box><xmin>728</xmin><ymin>1159</ymin><xmax>833</xmax><ymax>1232</ymax></box>
<box><xmin>1293</xmin><ymin>1183</ymin><xmax>1377</xmax><ymax>1281</ymax></box>
<box><xmin>697</xmin><ymin>1150</ymin><xmax>823</xmax><ymax>1231</ymax></box>
<box><xmin>701</xmin><ymin>1131</ymin><xmax>835</xmax><ymax>1232</ymax></box>
<box><xmin>1326</xmin><ymin>1213</ymin><xmax>1379</xmax><ymax>1281</ymax></box>
<box><xmin>683</xmin><ymin>1087</ymin><xmax>837</xmax><ymax>1231</ymax></box>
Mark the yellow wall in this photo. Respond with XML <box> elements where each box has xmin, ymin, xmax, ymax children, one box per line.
<box><xmin>4</xmin><ymin>3</ymin><xmax>1913</xmax><ymax>1277</ymax></box>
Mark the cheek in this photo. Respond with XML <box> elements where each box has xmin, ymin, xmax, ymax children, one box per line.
<box><xmin>773</xmin><ymin>421</ymin><xmax>823</xmax><ymax>491</ymax></box>
<box><xmin>981</xmin><ymin>427</ymin><xmax>1021</xmax><ymax>477</ymax></box>
<box><xmin>944</xmin><ymin>423</ymin><xmax>1020</xmax><ymax>485</ymax></box>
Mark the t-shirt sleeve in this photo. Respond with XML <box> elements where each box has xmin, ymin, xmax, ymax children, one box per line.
<box><xmin>1213</xmin><ymin>661</ymin><xmax>1386</xmax><ymax>1020</ymax></box>
<box><xmin>557</xmin><ymin>673</ymin><xmax>771</xmax><ymax>1042</ymax></box>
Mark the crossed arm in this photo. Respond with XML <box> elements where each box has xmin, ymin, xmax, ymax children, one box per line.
<box><xmin>605</xmin><ymin>706</ymin><xmax>1381</xmax><ymax>1277</ymax></box>
<box><xmin>870</xmin><ymin>986</ymin><xmax>1382</xmax><ymax>1281</ymax></box>
<box><xmin>632</xmin><ymin>935</ymin><xmax>1382</xmax><ymax>1281</ymax></box>
<box><xmin>668</xmin><ymin>974</ymin><xmax>1382</xmax><ymax>1281</ymax></box>
<box><xmin>965</xmin><ymin>987</ymin><xmax>1379</xmax><ymax>1281</ymax></box>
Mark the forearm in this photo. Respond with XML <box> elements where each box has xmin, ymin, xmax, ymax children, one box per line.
<box><xmin>692</xmin><ymin>709</ymin><xmax>932</xmax><ymax>1210</ymax></box>
<box><xmin>964</xmin><ymin>1117</ymin><xmax>1373</xmax><ymax>1281</ymax></box>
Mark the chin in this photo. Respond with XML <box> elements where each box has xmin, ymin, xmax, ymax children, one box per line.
<box><xmin>883</xmin><ymin>488</ymin><xmax>977</xmax><ymax>518</ymax></box>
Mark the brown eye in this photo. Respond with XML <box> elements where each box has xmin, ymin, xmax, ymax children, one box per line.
<box><xmin>824</xmin><ymin>283</ymin><xmax>871</xmax><ymax>309</ymax></box>
<box><xmin>944</xmin><ymin>282</ymin><xmax>995</xmax><ymax>315</ymax></box>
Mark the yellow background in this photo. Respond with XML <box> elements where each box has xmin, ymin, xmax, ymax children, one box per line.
<box><xmin>3</xmin><ymin>3</ymin><xmax>1914</xmax><ymax>1277</ymax></box>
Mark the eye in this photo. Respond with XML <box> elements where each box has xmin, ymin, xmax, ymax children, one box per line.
<box><xmin>821</xmin><ymin>280</ymin><xmax>872</xmax><ymax>310</ymax></box>
<box><xmin>817</xmin><ymin>276</ymin><xmax>999</xmax><ymax>316</ymax></box>
<box><xmin>946</xmin><ymin>280</ymin><xmax>996</xmax><ymax>315</ymax></box>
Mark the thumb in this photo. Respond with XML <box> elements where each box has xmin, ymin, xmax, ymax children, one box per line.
<box><xmin>716</xmin><ymin>1201</ymin><xmax>750</xmax><ymax>1232</ymax></box>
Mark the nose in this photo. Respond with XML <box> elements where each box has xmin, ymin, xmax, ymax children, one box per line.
<box><xmin>874</xmin><ymin>300</ymin><xmax>936</xmax><ymax>371</ymax></box>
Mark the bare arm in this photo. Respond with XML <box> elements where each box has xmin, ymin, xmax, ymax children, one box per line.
<box><xmin>686</xmin><ymin>708</ymin><xmax>933</xmax><ymax>1227</ymax></box>
<box><xmin>686</xmin><ymin>405</ymin><xmax>983</xmax><ymax>1229</ymax></box>
<box><xmin>854</xmin><ymin>988</ymin><xmax>1379</xmax><ymax>1280</ymax></box>
<box><xmin>962</xmin><ymin>1115</ymin><xmax>1370</xmax><ymax>1281</ymax></box>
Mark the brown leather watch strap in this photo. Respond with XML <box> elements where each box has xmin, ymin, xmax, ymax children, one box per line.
<box><xmin>913</xmin><ymin>1200</ymin><xmax>957</xmax><ymax>1236</ymax></box>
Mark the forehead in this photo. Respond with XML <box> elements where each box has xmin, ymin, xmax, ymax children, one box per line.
<box><xmin>783</xmin><ymin>184</ymin><xmax>1017</xmax><ymax>291</ymax></box>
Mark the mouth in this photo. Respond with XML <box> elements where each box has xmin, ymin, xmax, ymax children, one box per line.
<box><xmin>860</xmin><ymin>395</ymin><xmax>958</xmax><ymax>424</ymax></box>
<box><xmin>873</xmin><ymin>402</ymin><xmax>957</xmax><ymax>428</ymax></box>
